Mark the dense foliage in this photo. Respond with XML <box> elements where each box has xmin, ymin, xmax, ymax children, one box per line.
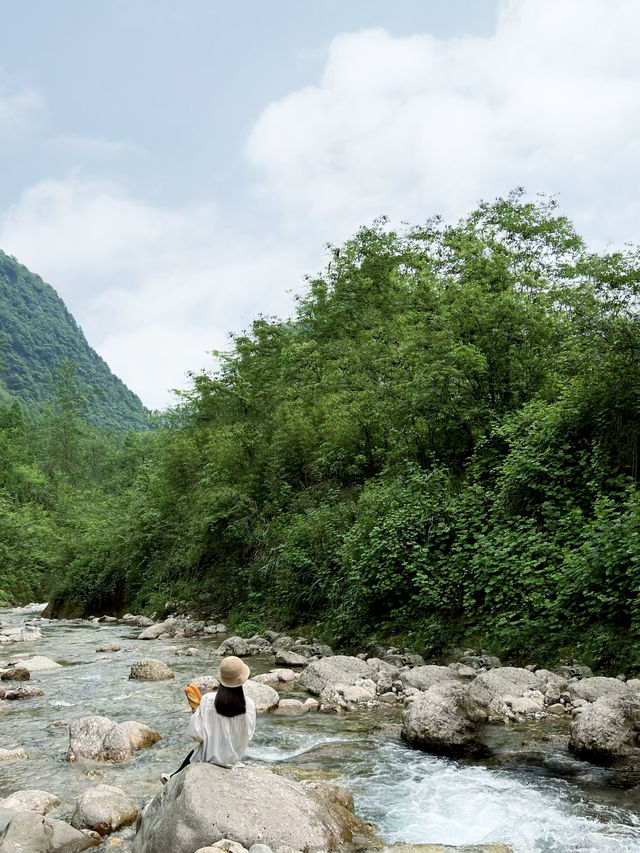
<box><xmin>3</xmin><ymin>194</ymin><xmax>639</xmax><ymax>670</ymax></box>
<box><xmin>0</xmin><ymin>251</ymin><xmax>147</xmax><ymax>432</ymax></box>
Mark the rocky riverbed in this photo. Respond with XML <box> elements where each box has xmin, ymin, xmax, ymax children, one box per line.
<box><xmin>0</xmin><ymin>605</ymin><xmax>638</xmax><ymax>852</ymax></box>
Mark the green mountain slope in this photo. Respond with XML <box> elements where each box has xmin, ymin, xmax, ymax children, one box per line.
<box><xmin>0</xmin><ymin>250</ymin><xmax>147</xmax><ymax>431</ymax></box>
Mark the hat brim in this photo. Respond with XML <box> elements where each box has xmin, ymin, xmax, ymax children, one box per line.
<box><xmin>219</xmin><ymin>658</ymin><xmax>250</xmax><ymax>687</ymax></box>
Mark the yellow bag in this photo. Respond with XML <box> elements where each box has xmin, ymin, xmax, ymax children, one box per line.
<box><xmin>184</xmin><ymin>682</ymin><xmax>202</xmax><ymax>711</ymax></box>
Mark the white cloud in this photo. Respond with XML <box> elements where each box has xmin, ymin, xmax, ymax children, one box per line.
<box><xmin>246</xmin><ymin>0</ymin><xmax>640</xmax><ymax>246</ymax></box>
<box><xmin>0</xmin><ymin>178</ymin><xmax>311</xmax><ymax>409</ymax></box>
<box><xmin>0</xmin><ymin>76</ymin><xmax>44</xmax><ymax>136</ymax></box>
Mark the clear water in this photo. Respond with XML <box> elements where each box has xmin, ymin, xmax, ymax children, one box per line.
<box><xmin>0</xmin><ymin>606</ymin><xmax>638</xmax><ymax>852</ymax></box>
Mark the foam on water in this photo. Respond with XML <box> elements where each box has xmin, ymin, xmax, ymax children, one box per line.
<box><xmin>339</xmin><ymin>740</ymin><xmax>640</xmax><ymax>853</ymax></box>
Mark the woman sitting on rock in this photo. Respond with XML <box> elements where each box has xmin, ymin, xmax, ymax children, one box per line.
<box><xmin>162</xmin><ymin>655</ymin><xmax>256</xmax><ymax>783</ymax></box>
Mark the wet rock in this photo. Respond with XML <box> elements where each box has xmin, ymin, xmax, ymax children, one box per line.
<box><xmin>96</xmin><ymin>643</ymin><xmax>121</xmax><ymax>653</ymax></box>
<box><xmin>0</xmin><ymin>748</ymin><xmax>28</xmax><ymax>761</ymax></box>
<box><xmin>466</xmin><ymin>667</ymin><xmax>542</xmax><ymax>722</ymax></box>
<box><xmin>0</xmin><ymin>667</ymin><xmax>30</xmax><ymax>681</ymax></box>
<box><xmin>243</xmin><ymin>680</ymin><xmax>279</xmax><ymax>712</ymax></box>
<box><xmin>5</xmin><ymin>684</ymin><xmax>44</xmax><ymax>700</ymax></box>
<box><xmin>217</xmin><ymin>636</ymin><xmax>251</xmax><ymax>656</ymax></box>
<box><xmin>0</xmin><ymin>811</ymin><xmax>100</xmax><ymax>852</ymax></box>
<box><xmin>246</xmin><ymin>636</ymin><xmax>273</xmax><ymax>654</ymax></box>
<box><xmin>402</xmin><ymin>682</ymin><xmax>485</xmax><ymax>757</ymax></box>
<box><xmin>0</xmin><ymin>789</ymin><xmax>61</xmax><ymax>814</ymax></box>
<box><xmin>569</xmin><ymin>676</ymin><xmax>630</xmax><ymax>704</ymax></box>
<box><xmin>129</xmin><ymin>658</ymin><xmax>174</xmax><ymax>680</ymax></box>
<box><xmin>298</xmin><ymin>655</ymin><xmax>373</xmax><ymax>696</ymax></box>
<box><xmin>71</xmin><ymin>784</ymin><xmax>139</xmax><ymax>831</ymax></box>
<box><xmin>67</xmin><ymin>715</ymin><xmax>161</xmax><ymax>763</ymax></box>
<box><xmin>569</xmin><ymin>693</ymin><xmax>640</xmax><ymax>766</ymax></box>
<box><xmin>131</xmin><ymin>762</ymin><xmax>378</xmax><ymax>853</ymax></box>
<box><xmin>274</xmin><ymin>650</ymin><xmax>308</xmax><ymax>667</ymax></box>
<box><xmin>11</xmin><ymin>655</ymin><xmax>61</xmax><ymax>673</ymax></box>
<box><xmin>400</xmin><ymin>665</ymin><xmax>462</xmax><ymax>692</ymax></box>
<box><xmin>97</xmin><ymin>616</ymin><xmax>118</xmax><ymax>624</ymax></box>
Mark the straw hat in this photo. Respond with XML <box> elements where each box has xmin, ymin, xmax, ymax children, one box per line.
<box><xmin>219</xmin><ymin>655</ymin><xmax>250</xmax><ymax>688</ymax></box>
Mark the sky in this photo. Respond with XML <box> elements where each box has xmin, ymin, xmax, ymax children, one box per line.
<box><xmin>0</xmin><ymin>0</ymin><xmax>639</xmax><ymax>409</ymax></box>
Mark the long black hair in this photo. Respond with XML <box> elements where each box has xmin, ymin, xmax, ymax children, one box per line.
<box><xmin>214</xmin><ymin>684</ymin><xmax>246</xmax><ymax>718</ymax></box>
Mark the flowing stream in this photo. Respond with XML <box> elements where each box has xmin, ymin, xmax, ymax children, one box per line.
<box><xmin>0</xmin><ymin>606</ymin><xmax>638</xmax><ymax>853</ymax></box>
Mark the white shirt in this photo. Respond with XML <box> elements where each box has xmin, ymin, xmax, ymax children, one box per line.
<box><xmin>187</xmin><ymin>690</ymin><xmax>256</xmax><ymax>768</ymax></box>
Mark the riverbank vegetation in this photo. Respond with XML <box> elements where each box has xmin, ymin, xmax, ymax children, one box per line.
<box><xmin>1</xmin><ymin>193</ymin><xmax>638</xmax><ymax>670</ymax></box>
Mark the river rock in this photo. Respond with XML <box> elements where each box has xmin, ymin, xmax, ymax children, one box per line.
<box><xmin>217</xmin><ymin>636</ymin><xmax>251</xmax><ymax>656</ymax></box>
<box><xmin>402</xmin><ymin>682</ymin><xmax>484</xmax><ymax>757</ymax></box>
<box><xmin>5</xmin><ymin>685</ymin><xmax>44</xmax><ymax>700</ymax></box>
<box><xmin>12</xmin><ymin>655</ymin><xmax>62</xmax><ymax>673</ymax></box>
<box><xmin>319</xmin><ymin>678</ymin><xmax>377</xmax><ymax>710</ymax></box>
<box><xmin>272</xmin><ymin>636</ymin><xmax>295</xmax><ymax>653</ymax></box>
<box><xmin>139</xmin><ymin>619</ymin><xmax>177</xmax><ymax>640</ymax></box>
<box><xmin>96</xmin><ymin>643</ymin><xmax>121</xmax><ymax>653</ymax></box>
<box><xmin>71</xmin><ymin>784</ymin><xmax>139</xmax><ymax>831</ymax></box>
<box><xmin>569</xmin><ymin>693</ymin><xmax>640</xmax><ymax>766</ymax></box>
<box><xmin>533</xmin><ymin>670</ymin><xmax>569</xmax><ymax>705</ymax></box>
<box><xmin>275</xmin><ymin>698</ymin><xmax>307</xmax><ymax>713</ymax></box>
<box><xmin>196</xmin><ymin>842</ymin><xmax>248</xmax><ymax>853</ymax></box>
<box><xmin>243</xmin><ymin>680</ymin><xmax>279</xmax><ymax>712</ymax></box>
<box><xmin>401</xmin><ymin>665</ymin><xmax>462</xmax><ymax>692</ymax></box>
<box><xmin>569</xmin><ymin>676</ymin><xmax>630</xmax><ymax>704</ymax></box>
<box><xmin>0</xmin><ymin>790</ymin><xmax>61</xmax><ymax>814</ymax></box>
<box><xmin>67</xmin><ymin>716</ymin><xmax>161</xmax><ymax>762</ymax></box>
<box><xmin>0</xmin><ymin>625</ymin><xmax>42</xmax><ymax>644</ymax></box>
<box><xmin>131</xmin><ymin>762</ymin><xmax>377</xmax><ymax>853</ymax></box>
<box><xmin>298</xmin><ymin>655</ymin><xmax>373</xmax><ymax>695</ymax></box>
<box><xmin>274</xmin><ymin>650</ymin><xmax>308</xmax><ymax>667</ymax></box>
<box><xmin>129</xmin><ymin>658</ymin><xmax>174</xmax><ymax>680</ymax></box>
<box><xmin>466</xmin><ymin>667</ymin><xmax>542</xmax><ymax>722</ymax></box>
<box><xmin>192</xmin><ymin>675</ymin><xmax>220</xmax><ymax>693</ymax></box>
<box><xmin>0</xmin><ymin>812</ymin><xmax>100</xmax><ymax>852</ymax></box>
<box><xmin>0</xmin><ymin>668</ymin><xmax>30</xmax><ymax>681</ymax></box>
<box><xmin>0</xmin><ymin>748</ymin><xmax>28</xmax><ymax>761</ymax></box>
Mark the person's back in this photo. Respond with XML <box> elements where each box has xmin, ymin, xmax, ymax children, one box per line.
<box><xmin>188</xmin><ymin>689</ymin><xmax>256</xmax><ymax>767</ymax></box>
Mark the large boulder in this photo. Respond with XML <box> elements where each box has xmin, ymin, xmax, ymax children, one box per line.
<box><xmin>569</xmin><ymin>677</ymin><xmax>630</xmax><ymax>704</ymax></box>
<box><xmin>402</xmin><ymin>682</ymin><xmax>484</xmax><ymax>757</ymax></box>
<box><xmin>12</xmin><ymin>655</ymin><xmax>61</xmax><ymax>673</ymax></box>
<box><xmin>0</xmin><ymin>790</ymin><xmax>61</xmax><ymax>814</ymax></box>
<box><xmin>139</xmin><ymin>619</ymin><xmax>178</xmax><ymax>640</ymax></box>
<box><xmin>131</xmin><ymin>762</ymin><xmax>377</xmax><ymax>853</ymax></box>
<box><xmin>243</xmin><ymin>680</ymin><xmax>279</xmax><ymax>713</ymax></box>
<box><xmin>71</xmin><ymin>784</ymin><xmax>139</xmax><ymax>831</ymax></box>
<box><xmin>217</xmin><ymin>636</ymin><xmax>251</xmax><ymax>657</ymax></box>
<box><xmin>129</xmin><ymin>658</ymin><xmax>174</xmax><ymax>680</ymax></box>
<box><xmin>466</xmin><ymin>667</ymin><xmax>542</xmax><ymax>722</ymax></box>
<box><xmin>569</xmin><ymin>694</ymin><xmax>640</xmax><ymax>766</ymax></box>
<box><xmin>400</xmin><ymin>665</ymin><xmax>462</xmax><ymax>692</ymax></box>
<box><xmin>67</xmin><ymin>716</ymin><xmax>160</xmax><ymax>763</ymax></box>
<box><xmin>298</xmin><ymin>655</ymin><xmax>372</xmax><ymax>696</ymax></box>
<box><xmin>0</xmin><ymin>812</ymin><xmax>100</xmax><ymax>852</ymax></box>
<box><xmin>274</xmin><ymin>650</ymin><xmax>308</xmax><ymax>667</ymax></box>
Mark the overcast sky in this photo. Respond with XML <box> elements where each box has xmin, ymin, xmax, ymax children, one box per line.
<box><xmin>1</xmin><ymin>0</ymin><xmax>638</xmax><ymax>409</ymax></box>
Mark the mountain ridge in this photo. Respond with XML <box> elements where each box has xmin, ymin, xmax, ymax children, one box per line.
<box><xmin>0</xmin><ymin>249</ymin><xmax>148</xmax><ymax>432</ymax></box>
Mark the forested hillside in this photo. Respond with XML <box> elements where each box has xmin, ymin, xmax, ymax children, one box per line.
<box><xmin>3</xmin><ymin>194</ymin><xmax>639</xmax><ymax>671</ymax></box>
<box><xmin>0</xmin><ymin>250</ymin><xmax>147</xmax><ymax>432</ymax></box>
